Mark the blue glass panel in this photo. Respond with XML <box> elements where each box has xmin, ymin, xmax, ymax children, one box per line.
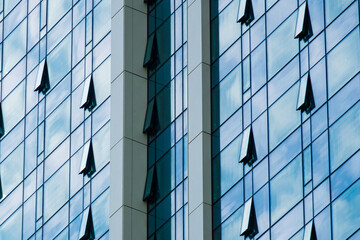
<box><xmin>3</xmin><ymin>19</ymin><xmax>26</xmax><ymax>75</ymax></box>
<box><xmin>330</xmin><ymin>102</ymin><xmax>360</xmax><ymax>172</ymax></box>
<box><xmin>45</xmin><ymin>98</ymin><xmax>70</xmax><ymax>155</ymax></box>
<box><xmin>328</xmin><ymin>75</ymin><xmax>360</xmax><ymax>125</ymax></box>
<box><xmin>332</xmin><ymin>179</ymin><xmax>360</xmax><ymax>240</ymax></box>
<box><xmin>0</xmin><ymin>207</ymin><xmax>22</xmax><ymax>240</ymax></box>
<box><xmin>312</xmin><ymin>131</ymin><xmax>329</xmax><ymax>186</ymax></box>
<box><xmin>43</xmin><ymin>204</ymin><xmax>68</xmax><ymax>239</ymax></box>
<box><xmin>4</xmin><ymin>0</ymin><xmax>20</xmax><ymax>15</ymax></box>
<box><xmin>252</xmin><ymin>112</ymin><xmax>268</xmax><ymax>161</ymax></box>
<box><xmin>254</xmin><ymin>184</ymin><xmax>269</xmax><ymax>236</ymax></box>
<box><xmin>266</xmin><ymin>0</ymin><xmax>297</xmax><ymax>35</ymax></box>
<box><xmin>326</xmin><ymin>2</ymin><xmax>358</xmax><ymax>52</ymax></box>
<box><xmin>211</xmin><ymin>0</ymin><xmax>240</xmax><ymax>61</ymax></box>
<box><xmin>213</xmin><ymin>179</ymin><xmax>243</xmax><ymax>228</ymax></box>
<box><xmin>313</xmin><ymin>179</ymin><xmax>330</xmax><ymax>215</ymax></box>
<box><xmin>0</xmin><ymin>120</ymin><xmax>25</xmax><ymax>160</ymax></box>
<box><xmin>268</xmin><ymin>56</ymin><xmax>299</xmax><ymax>106</ymax></box>
<box><xmin>28</xmin><ymin>5</ymin><xmax>40</xmax><ymax>50</ymax></box>
<box><xmin>93</xmin><ymin>0</ymin><xmax>110</xmax><ymax>45</ymax></box>
<box><xmin>92</xmin><ymin>123</ymin><xmax>110</xmax><ymax>171</ymax></box>
<box><xmin>92</xmin><ymin>190</ymin><xmax>109</xmax><ymax>238</ymax></box>
<box><xmin>315</xmin><ymin>206</ymin><xmax>332</xmax><ymax>240</ymax></box>
<box><xmin>308</xmin><ymin>0</ymin><xmax>324</xmax><ymax>37</ymax></box>
<box><xmin>46</xmin><ymin>74</ymin><xmax>71</xmax><ymax>116</ymax></box>
<box><xmin>253</xmin><ymin>158</ymin><xmax>268</xmax><ymax>193</ymax></box>
<box><xmin>44</xmin><ymin>138</ymin><xmax>70</xmax><ymax>180</ymax></box>
<box><xmin>309</xmin><ymin>32</ymin><xmax>325</xmax><ymax>67</ymax></box>
<box><xmin>4</xmin><ymin>0</ymin><xmax>26</xmax><ymax>38</ymax></box>
<box><xmin>47</xmin><ymin>11</ymin><xmax>72</xmax><ymax>53</ymax></box>
<box><xmin>267</xmin><ymin>12</ymin><xmax>298</xmax><ymax>78</ymax></box>
<box><xmin>269</xmin><ymin>84</ymin><xmax>300</xmax><ymax>150</ymax></box>
<box><xmin>44</xmin><ymin>163</ymin><xmax>69</xmax><ymax>221</ymax></box>
<box><xmin>327</xmin><ymin>28</ymin><xmax>360</xmax><ymax>97</ymax></box>
<box><xmin>2</xmin><ymin>81</ymin><xmax>25</xmax><ymax>133</ymax></box>
<box><xmin>270</xmin><ymin>155</ymin><xmax>302</xmax><ymax>224</ymax></box>
<box><xmin>251</xmin><ymin>41</ymin><xmax>267</xmax><ymax>94</ymax></box>
<box><xmin>0</xmin><ymin>143</ymin><xmax>24</xmax><ymax>196</ymax></box>
<box><xmin>213</xmin><ymin>205</ymin><xmax>244</xmax><ymax>240</ymax></box>
<box><xmin>47</xmin><ymin>35</ymin><xmax>72</xmax><ymax>87</ymax></box>
<box><xmin>311</xmin><ymin>104</ymin><xmax>328</xmax><ymax>140</ymax></box>
<box><xmin>270</xmin><ymin>128</ymin><xmax>301</xmax><ymax>178</ymax></box>
<box><xmin>271</xmin><ymin>202</ymin><xmax>303</xmax><ymax>239</ymax></box>
<box><xmin>325</xmin><ymin>0</ymin><xmax>353</xmax><ymax>25</ymax></box>
<box><xmin>0</xmin><ymin>184</ymin><xmax>22</xmax><ymax>225</ymax></box>
<box><xmin>91</xmin><ymin>164</ymin><xmax>109</xmax><ymax>200</ymax></box>
<box><xmin>212</xmin><ymin>64</ymin><xmax>242</xmax><ymax>129</ymax></box>
<box><xmin>47</xmin><ymin>0</ymin><xmax>72</xmax><ymax>29</ymax></box>
<box><xmin>331</xmin><ymin>151</ymin><xmax>360</xmax><ymax>200</ymax></box>
<box><xmin>23</xmin><ymin>195</ymin><xmax>36</xmax><ymax>239</ymax></box>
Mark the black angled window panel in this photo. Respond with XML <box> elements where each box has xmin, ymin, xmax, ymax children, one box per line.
<box><xmin>79</xmin><ymin>140</ymin><xmax>96</xmax><ymax>177</ymax></box>
<box><xmin>143</xmin><ymin>166</ymin><xmax>157</xmax><ymax>202</ymax></box>
<box><xmin>297</xmin><ymin>73</ymin><xmax>315</xmax><ymax>114</ymax></box>
<box><xmin>239</xmin><ymin>126</ymin><xmax>257</xmax><ymax>166</ymax></box>
<box><xmin>0</xmin><ymin>103</ymin><xmax>4</xmax><ymax>138</ymax></box>
<box><xmin>143</xmin><ymin>98</ymin><xmax>159</xmax><ymax>136</ymax></box>
<box><xmin>34</xmin><ymin>59</ymin><xmax>50</xmax><ymax>94</ymax></box>
<box><xmin>80</xmin><ymin>75</ymin><xmax>97</xmax><ymax>111</ymax></box>
<box><xmin>304</xmin><ymin>221</ymin><xmax>318</xmax><ymax>240</ymax></box>
<box><xmin>240</xmin><ymin>198</ymin><xmax>258</xmax><ymax>239</ymax></box>
<box><xmin>79</xmin><ymin>207</ymin><xmax>95</xmax><ymax>240</ymax></box>
<box><xmin>143</xmin><ymin>33</ymin><xmax>159</xmax><ymax>69</ymax></box>
<box><xmin>237</xmin><ymin>0</ymin><xmax>254</xmax><ymax>26</ymax></box>
<box><xmin>295</xmin><ymin>2</ymin><xmax>313</xmax><ymax>42</ymax></box>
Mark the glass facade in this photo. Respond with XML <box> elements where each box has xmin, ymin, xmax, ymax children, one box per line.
<box><xmin>211</xmin><ymin>0</ymin><xmax>360</xmax><ymax>240</ymax></box>
<box><xmin>0</xmin><ymin>0</ymin><xmax>111</xmax><ymax>239</ymax></box>
<box><xmin>145</xmin><ymin>0</ymin><xmax>188</xmax><ymax>239</ymax></box>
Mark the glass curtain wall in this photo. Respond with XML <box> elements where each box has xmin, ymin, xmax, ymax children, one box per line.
<box><xmin>211</xmin><ymin>0</ymin><xmax>360</xmax><ymax>239</ymax></box>
<box><xmin>0</xmin><ymin>0</ymin><xmax>111</xmax><ymax>239</ymax></box>
<box><xmin>145</xmin><ymin>0</ymin><xmax>188</xmax><ymax>239</ymax></box>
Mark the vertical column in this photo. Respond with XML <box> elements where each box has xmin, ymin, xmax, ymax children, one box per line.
<box><xmin>187</xmin><ymin>0</ymin><xmax>212</xmax><ymax>240</ymax></box>
<box><xmin>110</xmin><ymin>1</ymin><xmax>148</xmax><ymax>240</ymax></box>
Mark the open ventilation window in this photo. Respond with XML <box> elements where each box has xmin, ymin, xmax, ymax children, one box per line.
<box><xmin>144</xmin><ymin>0</ymin><xmax>156</xmax><ymax>4</ymax></box>
<box><xmin>143</xmin><ymin>166</ymin><xmax>158</xmax><ymax>202</ymax></box>
<box><xmin>80</xmin><ymin>75</ymin><xmax>97</xmax><ymax>111</ymax></box>
<box><xmin>240</xmin><ymin>198</ymin><xmax>258</xmax><ymax>239</ymax></box>
<box><xmin>295</xmin><ymin>2</ymin><xmax>313</xmax><ymax>42</ymax></box>
<box><xmin>304</xmin><ymin>221</ymin><xmax>317</xmax><ymax>240</ymax></box>
<box><xmin>143</xmin><ymin>33</ymin><xmax>159</xmax><ymax>69</ymax></box>
<box><xmin>143</xmin><ymin>98</ymin><xmax>160</xmax><ymax>136</ymax></box>
<box><xmin>34</xmin><ymin>59</ymin><xmax>50</xmax><ymax>94</ymax></box>
<box><xmin>79</xmin><ymin>207</ymin><xmax>95</xmax><ymax>240</ymax></box>
<box><xmin>297</xmin><ymin>73</ymin><xmax>315</xmax><ymax>114</ymax></box>
<box><xmin>79</xmin><ymin>140</ymin><xmax>96</xmax><ymax>177</ymax></box>
<box><xmin>237</xmin><ymin>0</ymin><xmax>254</xmax><ymax>26</ymax></box>
<box><xmin>0</xmin><ymin>103</ymin><xmax>4</xmax><ymax>138</ymax></box>
<box><xmin>239</xmin><ymin>126</ymin><xmax>257</xmax><ymax>166</ymax></box>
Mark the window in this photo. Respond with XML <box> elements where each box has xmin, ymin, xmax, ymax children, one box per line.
<box><xmin>34</xmin><ymin>59</ymin><xmax>50</xmax><ymax>94</ymax></box>
<box><xmin>327</xmin><ymin>28</ymin><xmax>360</xmax><ymax>97</ymax></box>
<box><xmin>143</xmin><ymin>98</ymin><xmax>160</xmax><ymax>135</ymax></box>
<box><xmin>237</xmin><ymin>0</ymin><xmax>254</xmax><ymax>26</ymax></box>
<box><xmin>79</xmin><ymin>140</ymin><xmax>96</xmax><ymax>177</ymax></box>
<box><xmin>297</xmin><ymin>73</ymin><xmax>315</xmax><ymax>113</ymax></box>
<box><xmin>330</xmin><ymin>102</ymin><xmax>360</xmax><ymax>172</ymax></box>
<box><xmin>80</xmin><ymin>75</ymin><xmax>97</xmax><ymax>111</ymax></box>
<box><xmin>79</xmin><ymin>207</ymin><xmax>95</xmax><ymax>240</ymax></box>
<box><xmin>332</xmin><ymin>179</ymin><xmax>360</xmax><ymax>240</ymax></box>
<box><xmin>240</xmin><ymin>198</ymin><xmax>258</xmax><ymax>238</ymax></box>
<box><xmin>239</xmin><ymin>126</ymin><xmax>257</xmax><ymax>166</ymax></box>
<box><xmin>143</xmin><ymin>34</ymin><xmax>158</xmax><ymax>68</ymax></box>
<box><xmin>143</xmin><ymin>166</ymin><xmax>157</xmax><ymax>202</ymax></box>
<box><xmin>270</xmin><ymin>155</ymin><xmax>302</xmax><ymax>224</ymax></box>
<box><xmin>294</xmin><ymin>2</ymin><xmax>313</xmax><ymax>41</ymax></box>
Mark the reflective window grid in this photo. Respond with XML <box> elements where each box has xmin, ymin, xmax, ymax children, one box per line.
<box><xmin>0</xmin><ymin>0</ymin><xmax>111</xmax><ymax>239</ymax></box>
<box><xmin>211</xmin><ymin>0</ymin><xmax>360</xmax><ymax>240</ymax></box>
<box><xmin>145</xmin><ymin>0</ymin><xmax>189</xmax><ymax>239</ymax></box>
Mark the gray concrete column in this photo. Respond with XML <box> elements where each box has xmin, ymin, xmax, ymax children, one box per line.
<box><xmin>110</xmin><ymin>1</ymin><xmax>148</xmax><ymax>239</ymax></box>
<box><xmin>187</xmin><ymin>0</ymin><xmax>212</xmax><ymax>239</ymax></box>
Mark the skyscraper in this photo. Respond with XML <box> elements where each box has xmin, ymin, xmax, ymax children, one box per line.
<box><xmin>1</xmin><ymin>0</ymin><xmax>360</xmax><ymax>240</ymax></box>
